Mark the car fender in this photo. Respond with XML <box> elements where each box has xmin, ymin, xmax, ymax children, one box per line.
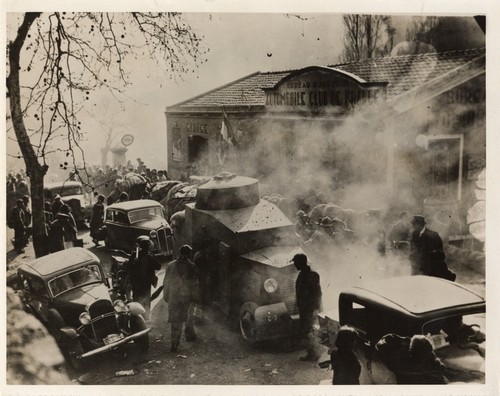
<box><xmin>47</xmin><ymin>308</ymin><xmax>66</xmax><ymax>328</ymax></box>
<box><xmin>59</xmin><ymin>326</ymin><xmax>79</xmax><ymax>341</ymax></box>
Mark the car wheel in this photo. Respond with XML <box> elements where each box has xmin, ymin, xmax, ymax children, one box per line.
<box><xmin>130</xmin><ymin>315</ymin><xmax>149</xmax><ymax>352</ymax></box>
<box><xmin>239</xmin><ymin>302</ymin><xmax>259</xmax><ymax>345</ymax></box>
<box><xmin>65</xmin><ymin>341</ymin><xmax>85</xmax><ymax>371</ymax></box>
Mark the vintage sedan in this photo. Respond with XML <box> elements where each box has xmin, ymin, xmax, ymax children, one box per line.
<box><xmin>17</xmin><ymin>248</ymin><xmax>150</xmax><ymax>368</ymax></box>
<box><xmin>103</xmin><ymin>199</ymin><xmax>173</xmax><ymax>257</ymax></box>
<box><xmin>44</xmin><ymin>181</ymin><xmax>93</xmax><ymax>224</ymax></box>
<box><xmin>317</xmin><ymin>276</ymin><xmax>485</xmax><ymax>384</ymax></box>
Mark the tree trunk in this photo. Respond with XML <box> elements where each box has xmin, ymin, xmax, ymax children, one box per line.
<box><xmin>7</xmin><ymin>12</ymin><xmax>48</xmax><ymax>257</ymax></box>
<box><xmin>29</xmin><ymin>171</ymin><xmax>50</xmax><ymax>257</ymax></box>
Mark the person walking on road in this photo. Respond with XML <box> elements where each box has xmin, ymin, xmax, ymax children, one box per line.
<box><xmin>126</xmin><ymin>236</ymin><xmax>161</xmax><ymax>321</ymax></box>
<box><xmin>163</xmin><ymin>244</ymin><xmax>199</xmax><ymax>352</ymax></box>
<box><xmin>293</xmin><ymin>253</ymin><xmax>322</xmax><ymax>361</ymax></box>
<box><xmin>48</xmin><ymin>212</ymin><xmax>74</xmax><ymax>253</ymax></box>
<box><xmin>409</xmin><ymin>215</ymin><xmax>455</xmax><ymax>281</ymax></box>
<box><xmin>59</xmin><ymin>204</ymin><xmax>78</xmax><ymax>249</ymax></box>
<box><xmin>90</xmin><ymin>194</ymin><xmax>106</xmax><ymax>246</ymax></box>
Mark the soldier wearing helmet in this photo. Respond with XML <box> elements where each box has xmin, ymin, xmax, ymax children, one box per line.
<box><xmin>125</xmin><ymin>236</ymin><xmax>161</xmax><ymax>321</ymax></box>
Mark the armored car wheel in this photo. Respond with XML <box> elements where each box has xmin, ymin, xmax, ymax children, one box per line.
<box><xmin>239</xmin><ymin>302</ymin><xmax>259</xmax><ymax>345</ymax></box>
<box><xmin>130</xmin><ymin>315</ymin><xmax>149</xmax><ymax>352</ymax></box>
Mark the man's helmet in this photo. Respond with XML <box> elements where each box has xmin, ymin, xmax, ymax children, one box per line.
<box><xmin>136</xmin><ymin>235</ymin><xmax>152</xmax><ymax>250</ymax></box>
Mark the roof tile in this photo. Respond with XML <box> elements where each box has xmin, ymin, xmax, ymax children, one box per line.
<box><xmin>173</xmin><ymin>48</ymin><xmax>484</xmax><ymax>109</ymax></box>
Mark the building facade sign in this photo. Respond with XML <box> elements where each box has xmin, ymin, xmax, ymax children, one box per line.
<box><xmin>264</xmin><ymin>68</ymin><xmax>386</xmax><ymax>110</ymax></box>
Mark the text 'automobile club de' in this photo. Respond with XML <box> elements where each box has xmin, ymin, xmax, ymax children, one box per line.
<box><xmin>165</xmin><ymin>47</ymin><xmax>485</xmax><ymax>251</ymax></box>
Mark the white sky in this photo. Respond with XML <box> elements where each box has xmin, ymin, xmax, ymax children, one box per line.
<box><xmin>107</xmin><ymin>13</ymin><xmax>345</xmax><ymax>169</ymax></box>
<box><xmin>4</xmin><ymin>1</ymin><xmax>494</xmax><ymax>172</ymax></box>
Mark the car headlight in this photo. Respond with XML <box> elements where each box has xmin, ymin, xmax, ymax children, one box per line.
<box><xmin>264</xmin><ymin>278</ymin><xmax>278</xmax><ymax>294</ymax></box>
<box><xmin>114</xmin><ymin>299</ymin><xmax>127</xmax><ymax>313</ymax></box>
<box><xmin>79</xmin><ymin>312</ymin><xmax>91</xmax><ymax>325</ymax></box>
<box><xmin>149</xmin><ymin>230</ymin><xmax>158</xmax><ymax>239</ymax></box>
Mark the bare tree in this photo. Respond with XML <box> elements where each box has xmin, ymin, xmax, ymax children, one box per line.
<box><xmin>6</xmin><ymin>12</ymin><xmax>206</xmax><ymax>257</ymax></box>
<box><xmin>341</xmin><ymin>14</ymin><xmax>393</xmax><ymax>62</ymax></box>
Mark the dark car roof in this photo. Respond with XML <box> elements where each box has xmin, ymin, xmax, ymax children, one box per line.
<box><xmin>19</xmin><ymin>248</ymin><xmax>100</xmax><ymax>278</ymax></box>
<box><xmin>341</xmin><ymin>276</ymin><xmax>484</xmax><ymax>315</ymax></box>
<box><xmin>107</xmin><ymin>199</ymin><xmax>162</xmax><ymax>211</ymax></box>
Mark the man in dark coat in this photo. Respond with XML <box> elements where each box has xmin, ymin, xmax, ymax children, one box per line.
<box><xmin>126</xmin><ymin>236</ymin><xmax>161</xmax><ymax>321</ymax></box>
<box><xmin>21</xmin><ymin>195</ymin><xmax>32</xmax><ymax>247</ymax></box>
<box><xmin>193</xmin><ymin>246</ymin><xmax>214</xmax><ymax>306</ymax></box>
<box><xmin>90</xmin><ymin>194</ymin><xmax>106</xmax><ymax>246</ymax></box>
<box><xmin>293</xmin><ymin>253</ymin><xmax>322</xmax><ymax>361</ymax></box>
<box><xmin>48</xmin><ymin>213</ymin><xmax>73</xmax><ymax>253</ymax></box>
<box><xmin>163</xmin><ymin>245</ymin><xmax>199</xmax><ymax>352</ymax></box>
<box><xmin>59</xmin><ymin>204</ymin><xmax>78</xmax><ymax>248</ymax></box>
<box><xmin>409</xmin><ymin>215</ymin><xmax>456</xmax><ymax>281</ymax></box>
<box><xmin>9</xmin><ymin>199</ymin><xmax>26</xmax><ymax>254</ymax></box>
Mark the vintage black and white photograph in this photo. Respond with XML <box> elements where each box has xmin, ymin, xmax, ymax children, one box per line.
<box><xmin>3</xmin><ymin>1</ymin><xmax>496</xmax><ymax>393</ymax></box>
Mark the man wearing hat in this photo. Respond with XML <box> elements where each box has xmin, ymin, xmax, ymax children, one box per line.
<box><xmin>126</xmin><ymin>236</ymin><xmax>161</xmax><ymax>321</ymax></box>
<box><xmin>409</xmin><ymin>215</ymin><xmax>456</xmax><ymax>281</ymax></box>
<box><xmin>51</xmin><ymin>194</ymin><xmax>63</xmax><ymax>216</ymax></box>
<box><xmin>90</xmin><ymin>194</ymin><xmax>106</xmax><ymax>246</ymax></box>
<box><xmin>293</xmin><ymin>253</ymin><xmax>322</xmax><ymax>361</ymax></box>
<box><xmin>295</xmin><ymin>210</ymin><xmax>313</xmax><ymax>241</ymax></box>
<box><xmin>304</xmin><ymin>216</ymin><xmax>346</xmax><ymax>249</ymax></box>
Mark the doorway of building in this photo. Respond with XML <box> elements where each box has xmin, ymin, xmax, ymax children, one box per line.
<box><xmin>188</xmin><ymin>135</ymin><xmax>209</xmax><ymax>174</ymax></box>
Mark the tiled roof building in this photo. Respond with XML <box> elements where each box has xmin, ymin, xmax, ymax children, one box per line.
<box><xmin>170</xmin><ymin>48</ymin><xmax>484</xmax><ymax>110</ymax></box>
<box><xmin>165</xmin><ymin>48</ymin><xmax>485</xmax><ymax>242</ymax></box>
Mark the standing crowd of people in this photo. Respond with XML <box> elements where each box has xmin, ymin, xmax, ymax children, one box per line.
<box><xmin>294</xmin><ymin>206</ymin><xmax>456</xmax><ymax>282</ymax></box>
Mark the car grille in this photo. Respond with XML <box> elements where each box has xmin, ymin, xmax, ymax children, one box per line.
<box><xmin>280</xmin><ymin>272</ymin><xmax>299</xmax><ymax>315</ymax></box>
<box><xmin>155</xmin><ymin>227</ymin><xmax>173</xmax><ymax>253</ymax></box>
<box><xmin>88</xmin><ymin>300</ymin><xmax>120</xmax><ymax>341</ymax></box>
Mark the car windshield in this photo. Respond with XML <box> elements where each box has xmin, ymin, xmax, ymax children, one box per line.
<box><xmin>128</xmin><ymin>206</ymin><xmax>164</xmax><ymax>224</ymax></box>
<box><xmin>48</xmin><ymin>264</ymin><xmax>102</xmax><ymax>297</ymax></box>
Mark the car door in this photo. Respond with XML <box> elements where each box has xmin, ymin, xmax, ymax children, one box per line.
<box><xmin>19</xmin><ymin>272</ymin><xmax>51</xmax><ymax>322</ymax></box>
<box><xmin>106</xmin><ymin>209</ymin><xmax>130</xmax><ymax>249</ymax></box>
